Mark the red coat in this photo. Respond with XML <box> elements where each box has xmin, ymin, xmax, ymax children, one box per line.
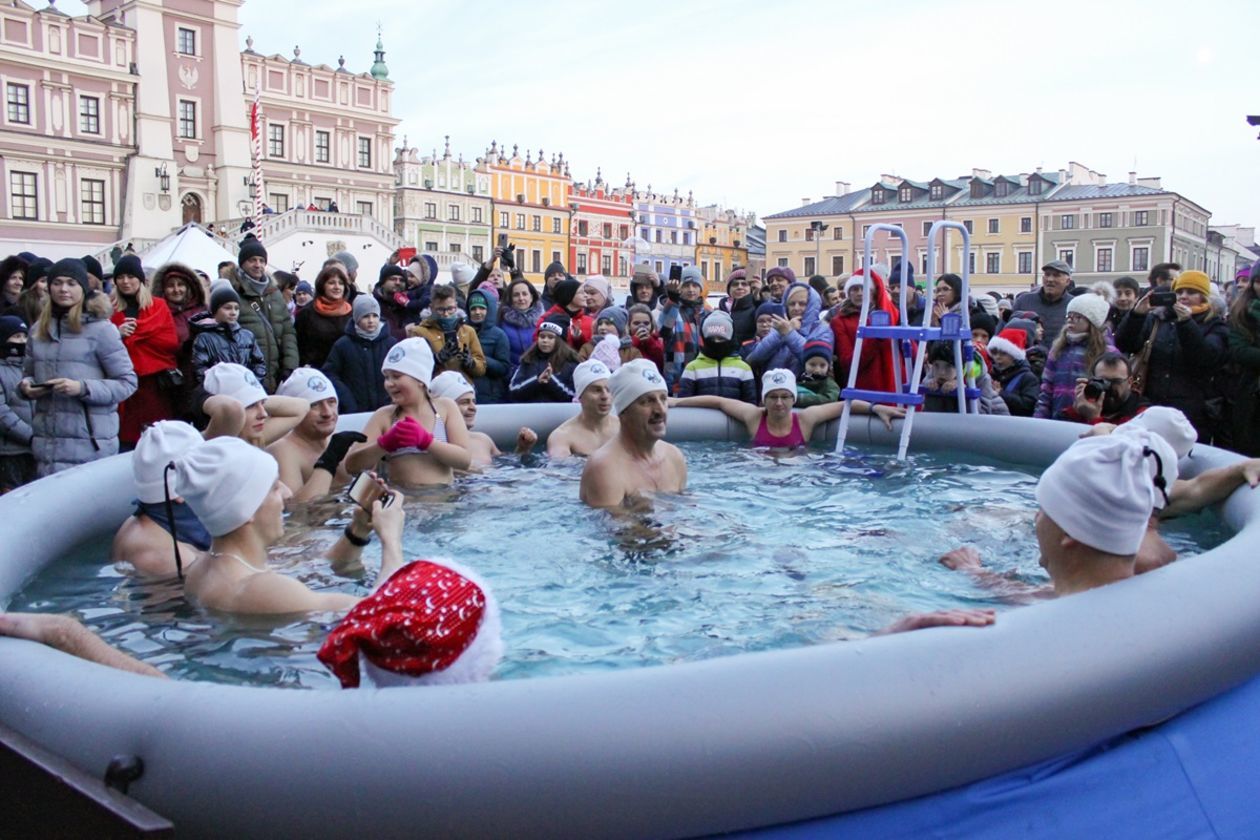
<box><xmin>111</xmin><ymin>298</ymin><xmax>180</xmax><ymax>377</ymax></box>
<box><xmin>535</xmin><ymin>304</ymin><xmax>594</xmax><ymax>351</ymax></box>
<box><xmin>830</xmin><ymin>270</ymin><xmax>899</xmax><ymax>394</ymax></box>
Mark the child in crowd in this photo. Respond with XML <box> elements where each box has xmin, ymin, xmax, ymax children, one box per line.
<box><xmin>741</xmin><ymin>301</ymin><xmax>785</xmax><ymax>391</ymax></box>
<box><xmin>795</xmin><ymin>344</ymin><xmax>840</xmax><ymax>406</ymax></box>
<box><xmin>1033</xmin><ymin>294</ymin><xmax>1114</xmax><ymax>421</ymax></box>
<box><xmin>190</xmin><ymin>284</ymin><xmax>267</xmax><ymax>388</ymax></box>
<box><xmin>920</xmin><ymin>341</ymin><xmax>1009</xmax><ymax>415</ymax></box>
<box><xmin>678</xmin><ymin>311</ymin><xmax>756</xmax><ymax>402</ymax></box>
<box><xmin>509</xmin><ymin>315</ymin><xmax>579</xmax><ymax>402</ymax></box>
<box><xmin>578</xmin><ymin>306</ymin><xmax>644</xmax><ymax>366</ymax></box>
<box><xmin>626</xmin><ymin>304</ymin><xmax>665</xmax><ymax>374</ymax></box>
<box><xmin>0</xmin><ymin>315</ymin><xmax>34</xmax><ymax>491</ymax></box>
<box><xmin>986</xmin><ymin>328</ymin><xmax>1039</xmax><ymax>417</ymax></box>
<box><xmin>324</xmin><ymin>294</ymin><xmax>397</xmax><ymax>414</ymax></box>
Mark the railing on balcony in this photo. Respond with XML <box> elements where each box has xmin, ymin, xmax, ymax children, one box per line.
<box><xmin>213</xmin><ymin>210</ymin><xmax>410</xmax><ymax>252</ymax></box>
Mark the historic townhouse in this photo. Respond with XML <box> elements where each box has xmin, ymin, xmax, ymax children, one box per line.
<box><xmin>695</xmin><ymin>204</ymin><xmax>751</xmax><ymax>295</ymax></box>
<box><xmin>633</xmin><ymin>186</ymin><xmax>696</xmax><ymax>278</ymax></box>
<box><xmin>761</xmin><ymin>184</ymin><xmax>865</xmax><ymax>281</ymax></box>
<box><xmin>568</xmin><ymin>170</ymin><xmax>633</xmax><ymax>281</ymax></box>
<box><xmin>394</xmin><ymin>136</ymin><xmax>492</xmax><ymax>264</ymax></box>
<box><xmin>486</xmin><ymin>141</ymin><xmax>571</xmax><ymax>285</ymax></box>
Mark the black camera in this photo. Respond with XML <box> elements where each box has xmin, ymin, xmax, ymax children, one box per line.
<box><xmin>1082</xmin><ymin>377</ymin><xmax>1109</xmax><ymax>400</ymax></box>
<box><xmin>1149</xmin><ymin>291</ymin><xmax>1176</xmax><ymax>308</ymax></box>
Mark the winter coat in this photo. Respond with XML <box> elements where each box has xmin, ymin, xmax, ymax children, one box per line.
<box><xmin>151</xmin><ymin>263</ymin><xmax>210</xmax><ymax>359</ymax></box>
<box><xmin>657</xmin><ymin>297</ymin><xmax>706</xmax><ymax>392</ymax></box>
<box><xmin>678</xmin><ymin>353</ymin><xmax>757</xmax><ymax>402</ymax></box>
<box><xmin>745</xmin><ymin>282</ymin><xmax>833</xmax><ymax>377</ymax></box>
<box><xmin>24</xmin><ymin>295</ymin><xmax>138</xmax><ymax>476</ymax></box>
<box><xmin>1012</xmin><ymin>287</ymin><xmax>1071</xmax><ymax>348</ymax></box>
<box><xmin>922</xmin><ymin>367</ymin><xmax>1009</xmax><ymax>416</ymax></box>
<box><xmin>294</xmin><ymin>303</ymin><xmax>351</xmax><ymax>369</ymax></box>
<box><xmin>508</xmin><ymin>354</ymin><xmax>577</xmax><ymax>403</ymax></box>
<box><xmin>1228</xmin><ymin>302</ymin><xmax>1260</xmax><ymax>456</ymax></box>
<box><xmin>726</xmin><ymin>294</ymin><xmax>758</xmax><ymax>345</ymax></box>
<box><xmin>1033</xmin><ymin>338</ymin><xmax>1113</xmax><ymax>421</ymax></box>
<box><xmin>469</xmin><ymin>293</ymin><xmax>510</xmax><ymax>405</ymax></box>
<box><xmin>1116</xmin><ymin>307</ymin><xmax>1230</xmax><ymax>441</ymax></box>
<box><xmin>375</xmin><ymin>288</ymin><xmax>414</xmax><ymax>343</ymax></box>
<box><xmin>831</xmin><ymin>273</ymin><xmax>899</xmax><ymax>394</ymax></box>
<box><xmin>796</xmin><ymin>375</ymin><xmax>840</xmax><ymax>407</ymax></box>
<box><xmin>231</xmin><ymin>268</ymin><xmax>298</xmax><ymax>391</ymax></box>
<box><xmin>536</xmin><ymin>304</ymin><xmax>594</xmax><ymax>351</ymax></box>
<box><xmin>0</xmin><ymin>353</ymin><xmax>34</xmax><ymax>455</ymax></box>
<box><xmin>630</xmin><ymin>331</ymin><xmax>665</xmax><ymax>374</ymax></box>
<box><xmin>407</xmin><ymin>318</ymin><xmax>486</xmax><ymax>381</ymax></box>
<box><xmin>992</xmin><ymin>360</ymin><xmax>1039</xmax><ymax>417</ymax></box>
<box><xmin>111</xmin><ymin>299</ymin><xmax>180</xmax><ymax>378</ymax></box>
<box><xmin>500</xmin><ymin>301</ymin><xmax>545</xmax><ymax>371</ymax></box>
<box><xmin>323</xmin><ymin>322</ymin><xmax>397</xmax><ymax>414</ymax></box>
<box><xmin>190</xmin><ymin>319</ymin><xmax>268</xmax><ymax>385</ymax></box>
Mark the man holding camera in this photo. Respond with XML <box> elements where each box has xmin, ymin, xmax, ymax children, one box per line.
<box><xmin>1063</xmin><ymin>351</ymin><xmax>1148</xmax><ymax>426</ymax></box>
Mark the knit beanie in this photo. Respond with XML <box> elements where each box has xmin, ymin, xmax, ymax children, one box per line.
<box><xmin>986</xmin><ymin>328</ymin><xmax>1027</xmax><ymax>362</ymax></box>
<box><xmin>210</xmin><ymin>283</ymin><xmax>241</xmax><ymax>315</ymax></box>
<box><xmin>680</xmin><ymin>266</ymin><xmax>703</xmax><ymax>287</ymax></box>
<box><xmin>971</xmin><ymin>311</ymin><xmax>998</xmax><ymax>339</ymax></box>
<box><xmin>23</xmin><ymin>257</ymin><xmax>52</xmax><ymax>291</ymax></box>
<box><xmin>755</xmin><ymin>301</ymin><xmax>786</xmax><ymax>320</ymax></box>
<box><xmin>133</xmin><ymin>421</ymin><xmax>204</xmax><ymax>505</ymax></box>
<box><xmin>1117</xmin><ymin>406</ymin><xmax>1197</xmax><ymax>460</ymax></box>
<box><xmin>1035</xmin><ymin>433</ymin><xmax>1176</xmax><ymax>556</ymax></box>
<box><xmin>332</xmin><ymin>250</ymin><xmax>359</xmax><ymax>275</ymax></box>
<box><xmin>382</xmin><ymin>337</ymin><xmax>434</xmax><ymax>387</ymax></box>
<box><xmin>173</xmin><ymin>437</ymin><xmax>279</xmax><ymax>538</ymax></box>
<box><xmin>278</xmin><ymin>367</ymin><xmax>336</xmax><ymax>405</ymax></box>
<box><xmin>429</xmin><ymin>370</ymin><xmax>474</xmax><ymax>402</ymax></box>
<box><xmin>48</xmin><ymin>258</ymin><xmax>90</xmax><ymax>299</ymax></box>
<box><xmin>725</xmin><ymin>269</ymin><xmax>748</xmax><ymax>292</ymax></box>
<box><xmin>553</xmin><ymin>278</ymin><xmax>582</xmax><ymax>309</ymax></box>
<box><xmin>802</xmin><ymin>341</ymin><xmax>832</xmax><ymax>365</ymax></box>
<box><xmin>0</xmin><ymin>315</ymin><xmax>28</xmax><ymax>343</ymax></box>
<box><xmin>1172</xmin><ymin>270</ymin><xmax>1211</xmax><ymax>299</ymax></box>
<box><xmin>583</xmin><ymin>275</ymin><xmax>611</xmax><ymax>301</ymax></box>
<box><xmin>701</xmin><ymin>310</ymin><xmax>734</xmax><ymax>340</ymax></box>
<box><xmin>539</xmin><ymin>313</ymin><xmax>569</xmax><ymax>337</ymax></box>
<box><xmin>113</xmin><ymin>254</ymin><xmax>144</xmax><ymax>282</ymax></box>
<box><xmin>544</xmin><ymin>260</ymin><xmax>567</xmax><ymax>281</ymax></box>
<box><xmin>204</xmin><ymin>362</ymin><xmax>268</xmax><ymax>407</ymax></box>
<box><xmin>610</xmin><ymin>358</ymin><xmax>667</xmax><ymax>415</ymax></box>
<box><xmin>377</xmin><ymin>264</ymin><xmax>406</xmax><ymax>289</ymax></box>
<box><xmin>451</xmin><ymin>263</ymin><xmax>476</xmax><ymax>289</ymax></box>
<box><xmin>294</xmin><ymin>281</ymin><xmax>314</xmax><ymax>297</ymax></box>
<box><xmin>352</xmin><ymin>292</ymin><xmax>380</xmax><ymax>321</ymax></box>
<box><xmin>595</xmin><ymin>305</ymin><xmax>629</xmax><ymax>336</ymax></box>
<box><xmin>761</xmin><ymin>368</ymin><xmax>797</xmax><ymax>402</ymax></box>
<box><xmin>1066</xmin><ymin>293</ymin><xmax>1109</xmax><ymax>330</ymax></box>
<box><xmin>573</xmin><ymin>358</ymin><xmax>613</xmax><ymax>399</ymax></box>
<box><xmin>238</xmin><ymin>237</ymin><xmax>268</xmax><ymax>266</ymax></box>
<box><xmin>765</xmin><ymin>266</ymin><xmax>796</xmax><ymax>285</ymax></box>
<box><xmin>81</xmin><ymin>254</ymin><xmax>104</xmax><ymax>281</ymax></box>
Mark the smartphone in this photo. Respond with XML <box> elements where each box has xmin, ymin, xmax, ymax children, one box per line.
<box><xmin>668</xmin><ymin>264</ymin><xmax>683</xmax><ymax>283</ymax></box>
<box><xmin>497</xmin><ymin>233</ymin><xmax>509</xmax><ymax>248</ymax></box>
<box><xmin>1149</xmin><ymin>291</ymin><xmax>1176</xmax><ymax>308</ymax></box>
<box><xmin>346</xmin><ymin>472</ymin><xmax>385</xmax><ymax>512</ymax></box>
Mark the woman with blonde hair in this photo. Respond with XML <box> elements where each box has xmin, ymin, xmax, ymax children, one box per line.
<box><xmin>108</xmin><ymin>255</ymin><xmax>179</xmax><ymax>447</ymax></box>
<box><xmin>19</xmin><ymin>258</ymin><xmax>136</xmax><ymax>476</ymax></box>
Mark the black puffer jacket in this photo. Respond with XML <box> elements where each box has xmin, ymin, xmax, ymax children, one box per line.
<box><xmin>322</xmin><ymin>322</ymin><xmax>397</xmax><ymax>414</ymax></box>
<box><xmin>992</xmin><ymin>359</ymin><xmax>1039</xmax><ymax>417</ymax></box>
<box><xmin>189</xmin><ymin>318</ymin><xmax>267</xmax><ymax>385</ymax></box>
<box><xmin>1115</xmin><ymin>307</ymin><xmax>1229</xmax><ymax>440</ymax></box>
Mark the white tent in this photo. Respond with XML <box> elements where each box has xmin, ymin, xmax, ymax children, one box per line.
<box><xmin>138</xmin><ymin>223</ymin><xmax>237</xmax><ymax>277</ymax></box>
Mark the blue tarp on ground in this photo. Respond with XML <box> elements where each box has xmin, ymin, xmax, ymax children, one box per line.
<box><xmin>745</xmin><ymin>674</ymin><xmax>1260</xmax><ymax>838</ymax></box>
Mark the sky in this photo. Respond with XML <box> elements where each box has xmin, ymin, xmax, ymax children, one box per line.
<box><xmin>64</xmin><ymin>0</ymin><xmax>1259</xmax><ymax>225</ymax></box>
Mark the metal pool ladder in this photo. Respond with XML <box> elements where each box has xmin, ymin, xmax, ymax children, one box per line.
<box><xmin>833</xmin><ymin>220</ymin><xmax>977</xmax><ymax>459</ymax></box>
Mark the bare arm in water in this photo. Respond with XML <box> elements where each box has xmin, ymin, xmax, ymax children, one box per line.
<box><xmin>1162</xmin><ymin>458</ymin><xmax>1260</xmax><ymax>518</ymax></box>
<box><xmin>939</xmin><ymin>547</ymin><xmax>1054</xmax><ymax>604</ymax></box>
<box><xmin>0</xmin><ymin>612</ymin><xmax>166</xmax><ymax>678</ymax></box>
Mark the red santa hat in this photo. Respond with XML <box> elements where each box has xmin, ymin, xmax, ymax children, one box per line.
<box><xmin>317</xmin><ymin>559</ymin><xmax>503</xmax><ymax>689</ymax></box>
<box><xmin>986</xmin><ymin>327</ymin><xmax>1027</xmax><ymax>362</ymax></box>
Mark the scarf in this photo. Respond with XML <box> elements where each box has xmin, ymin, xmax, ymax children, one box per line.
<box><xmin>501</xmin><ymin>302</ymin><xmax>543</xmax><ymax>330</ymax></box>
<box><xmin>1065</xmin><ymin>330</ymin><xmax>1088</xmax><ymax>344</ymax></box>
<box><xmin>134</xmin><ymin>499</ymin><xmax>212</xmax><ymax>551</ymax></box>
<box><xmin>244</xmin><ymin>275</ymin><xmax>270</xmax><ymax>297</ymax></box>
<box><xmin>1188</xmin><ymin>301</ymin><xmax>1211</xmax><ymax>317</ymax></box>
<box><xmin>355</xmin><ymin>321</ymin><xmax>384</xmax><ymax>341</ymax></box>
<box><xmin>314</xmin><ymin>296</ymin><xmax>351</xmax><ymax>317</ymax></box>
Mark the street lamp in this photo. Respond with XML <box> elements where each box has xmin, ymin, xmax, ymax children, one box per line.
<box><xmin>154</xmin><ymin>162</ymin><xmax>170</xmax><ymax>194</ymax></box>
<box><xmin>810</xmin><ymin>220</ymin><xmax>828</xmax><ymax>276</ymax></box>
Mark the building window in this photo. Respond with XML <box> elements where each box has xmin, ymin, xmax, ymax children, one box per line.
<box><xmin>357</xmin><ymin>137</ymin><xmax>371</xmax><ymax>168</ymax></box>
<box><xmin>922</xmin><ymin>221</ymin><xmax>932</xmax><ymax>236</ymax></box>
<box><xmin>871</xmin><ymin>189</ymin><xmax>886</xmax><ymax>205</ymax></box>
<box><xmin>357</xmin><ymin>200</ymin><xmax>373</xmax><ymax>216</ymax></box>
<box><xmin>987</xmin><ymin>218</ymin><xmax>999</xmax><ymax>234</ymax></box>
<box><xmin>515</xmin><ymin>213</ymin><xmax>524</xmax><ymax>230</ymax></box>
<box><xmin>577</xmin><ymin>253</ymin><xmax>587</xmax><ymax>275</ymax></box>
<box><xmin>424</xmin><ymin>202</ymin><xmax>436</xmax><ymax>219</ymax></box>
<box><xmin>179</xmin><ymin>100</ymin><xmax>197</xmax><ymax>139</ymax></box>
<box><xmin>79</xmin><ymin>96</ymin><xmax>100</xmax><ymax>134</ymax></box>
<box><xmin>995</xmin><ymin>181</ymin><xmax>1010</xmax><ymax>198</ymax></box>
<box><xmin>930</xmin><ymin>184</ymin><xmax>943</xmax><ymax>200</ymax></box>
<box><xmin>670</xmin><ymin>230</ymin><xmax>678</xmax><ymax>244</ymax></box>
<box><xmin>777</xmin><ymin>258</ymin><xmax>789</xmax><ymax>268</ymax></box>
<box><xmin>532</xmin><ymin>215</ymin><xmax>541</xmax><ymax>232</ymax></box>
<box><xmin>832</xmin><ymin>255</ymin><xmax>845</xmax><ymax>275</ymax></box>
<box><xmin>641</xmin><ymin>227</ymin><xmax>650</xmax><ymax>241</ymax></box>
<box><xmin>777</xmin><ymin>229</ymin><xmax>787</xmax><ymax>242</ymax></box>
<box><xmin>269</xmin><ymin>193</ymin><xmax>289</xmax><ymax>212</ymax></box>
<box><xmin>968</xmin><ymin>251</ymin><xmax>976</xmax><ymax>274</ymax></box>
<box><xmin>1018</xmin><ymin>251</ymin><xmax>1033</xmax><ymax>274</ymax></box>
<box><xmin>1020</xmin><ymin>216</ymin><xmax>1032</xmax><ymax>234</ymax></box>
<box><xmin>1132</xmin><ymin>246</ymin><xmax>1150</xmax><ymax>272</ymax></box>
<box><xmin>619</xmin><ymin>225</ymin><xmax>629</xmax><ymax>240</ymax></box>
<box><xmin>315</xmin><ymin>130</ymin><xmax>330</xmax><ymax>163</ymax></box>
<box><xmin>1134</xmin><ymin>210</ymin><xmax>1149</xmax><ymax>226</ymax></box>
<box><xmin>655</xmin><ymin>230</ymin><xmax>662</xmax><ymax>243</ymax></box>
<box><xmin>833</xmin><ymin>227</ymin><xmax>842</xmax><ymax>240</ymax></box>
<box><xmin>552</xmin><ymin>217</ymin><xmax>562</xmax><ymax>234</ymax></box>
<box><xmin>1058</xmin><ymin>248</ymin><xmax>1074</xmax><ymax>268</ymax></box>
<box><xmin>1098</xmin><ymin>212</ymin><xmax>1113</xmax><ymax>228</ymax></box>
<box><xmin>499</xmin><ymin>211</ymin><xmax>509</xmax><ymax>228</ymax></box>
<box><xmin>970</xmin><ymin>182</ymin><xmax>984</xmax><ymax>199</ymax></box>
<box><xmin>552</xmin><ymin>250</ymin><xmax>561</xmax><ymax>264</ymax></box>
<box><xmin>1060</xmin><ymin>214</ymin><xmax>1076</xmax><ymax>230</ymax></box>
<box><xmin>424</xmin><ymin>241</ymin><xmax>438</xmax><ymax>252</ymax></box>
<box><xmin>10</xmin><ymin>171</ymin><xmax>37</xmax><ymax>219</ymax></box>
<box><xmin>578</xmin><ymin>220</ymin><xmax>589</xmax><ymax>236</ymax></box>
<box><xmin>472</xmin><ymin>245</ymin><xmax>484</xmax><ymax>263</ymax></box>
<box><xmin>602</xmin><ymin>254</ymin><xmax>612</xmax><ymax>274</ymax></box>
<box><xmin>268</xmin><ymin>123</ymin><xmax>284</xmax><ymax>157</ymax></box>
<box><xmin>1096</xmin><ymin>247</ymin><xmax>1113</xmax><ymax>273</ymax></box>
<box><xmin>1028</xmin><ymin>179</ymin><xmax>1044</xmax><ymax>196</ymax></box>
<box><xmin>985</xmin><ymin>252</ymin><xmax>1000</xmax><ymax>274</ymax></box>
<box><xmin>449</xmin><ymin>242</ymin><xmax>461</xmax><ymax>253</ymax></box>
<box><xmin>448</xmin><ymin>204</ymin><xmax>459</xmax><ymax>221</ymax></box>
<box><xmin>6</xmin><ymin>84</ymin><xmax>31</xmax><ymax>125</ymax></box>
<box><xmin>531</xmin><ymin>250</ymin><xmax>541</xmax><ymax>274</ymax></box>
<box><xmin>804</xmin><ymin>227</ymin><xmax>814</xmax><ymax>242</ymax></box>
<box><xmin>962</xmin><ymin>219</ymin><xmax>973</xmax><ymax>234</ymax></box>
<box><xmin>602</xmin><ymin>223</ymin><xmax>612</xmax><ymax>239</ymax></box>
<box><xmin>80</xmin><ymin>178</ymin><xmax>105</xmax><ymax>225</ymax></box>
<box><xmin>177</xmin><ymin>27</ymin><xmax>196</xmax><ymax>55</ymax></box>
<box><xmin>619</xmin><ymin>256</ymin><xmax>628</xmax><ymax>276</ymax></box>
<box><xmin>899</xmin><ymin>187</ymin><xmax>913</xmax><ymax>202</ymax></box>
<box><xmin>804</xmin><ymin>256</ymin><xmax>816</xmax><ymax>276</ymax></box>
<box><xmin>471</xmin><ymin>207</ymin><xmax>483</xmax><ymax>223</ymax></box>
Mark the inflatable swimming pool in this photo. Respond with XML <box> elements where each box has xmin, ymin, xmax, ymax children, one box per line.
<box><xmin>2</xmin><ymin>408</ymin><xmax>1258</xmax><ymax>838</ymax></box>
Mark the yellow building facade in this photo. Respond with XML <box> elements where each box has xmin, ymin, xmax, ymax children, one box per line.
<box><xmin>486</xmin><ymin>142</ymin><xmax>571</xmax><ymax>285</ymax></box>
<box><xmin>695</xmin><ymin>206</ymin><xmax>752</xmax><ymax>295</ymax></box>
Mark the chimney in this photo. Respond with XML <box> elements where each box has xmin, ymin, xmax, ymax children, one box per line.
<box><xmin>834</xmin><ymin>181</ymin><xmax>850</xmax><ymax>196</ymax></box>
<box><xmin>801</xmin><ymin>197</ymin><xmax>812</xmax><ymax>206</ymax></box>
<box><xmin>1128</xmin><ymin>171</ymin><xmax>1137</xmax><ymax>185</ymax></box>
<box><xmin>971</xmin><ymin>168</ymin><xmax>991</xmax><ymax>180</ymax></box>
<box><xmin>1035</xmin><ymin>166</ymin><xmax>1043</xmax><ymax>174</ymax></box>
<box><xmin>1059</xmin><ymin>168</ymin><xmax>1068</xmax><ymax>183</ymax></box>
<box><xmin>1098</xmin><ymin>173</ymin><xmax>1107</xmax><ymax>185</ymax></box>
<box><xmin>1136</xmin><ymin>177</ymin><xmax>1162</xmax><ymax>189</ymax></box>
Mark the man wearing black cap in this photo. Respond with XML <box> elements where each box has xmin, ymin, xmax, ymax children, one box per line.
<box><xmin>1012</xmin><ymin>260</ymin><xmax>1074</xmax><ymax>347</ymax></box>
<box><xmin>230</xmin><ymin>237</ymin><xmax>297</xmax><ymax>391</ymax></box>
<box><xmin>374</xmin><ymin>264</ymin><xmax>413</xmax><ymax>342</ymax></box>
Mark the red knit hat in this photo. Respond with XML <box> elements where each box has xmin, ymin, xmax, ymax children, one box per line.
<box><xmin>318</xmin><ymin>559</ymin><xmax>503</xmax><ymax>688</ymax></box>
<box><xmin>986</xmin><ymin>328</ymin><xmax>1027</xmax><ymax>362</ymax></box>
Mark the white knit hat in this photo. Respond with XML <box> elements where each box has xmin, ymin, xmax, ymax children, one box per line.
<box><xmin>573</xmin><ymin>358</ymin><xmax>612</xmax><ymax>400</ymax></box>
<box><xmin>1117</xmin><ymin>406</ymin><xmax>1196</xmax><ymax>460</ymax></box>
<box><xmin>1035</xmin><ymin>433</ymin><xmax>1175</xmax><ymax>556</ymax></box>
<box><xmin>761</xmin><ymin>368</ymin><xmax>797</xmax><ymax>403</ymax></box>
<box><xmin>450</xmin><ymin>264</ymin><xmax>476</xmax><ymax>289</ymax></box>
<box><xmin>277</xmin><ymin>367</ymin><xmax>336</xmax><ymax>405</ymax></box>
<box><xmin>583</xmin><ymin>275</ymin><xmax>611</xmax><ymax>301</ymax></box>
<box><xmin>173</xmin><ymin>437</ymin><xmax>279</xmax><ymax>538</ymax></box>
<box><xmin>1066</xmin><ymin>293</ymin><xmax>1110</xmax><ymax>330</ymax></box>
<box><xmin>203</xmin><ymin>362</ymin><xmax>267</xmax><ymax>407</ymax></box>
<box><xmin>133</xmin><ymin>421</ymin><xmax>204</xmax><ymax>504</ymax></box>
<box><xmin>381</xmin><ymin>337</ymin><xmax>434</xmax><ymax>387</ymax></box>
<box><xmin>429</xmin><ymin>370</ymin><xmax>474</xmax><ymax>402</ymax></box>
<box><xmin>610</xmin><ymin>358</ymin><xmax>667</xmax><ymax>415</ymax></box>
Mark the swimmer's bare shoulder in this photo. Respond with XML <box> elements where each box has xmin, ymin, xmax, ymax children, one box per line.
<box><xmin>580</xmin><ymin>440</ymin><xmax>625</xmax><ymax>507</ymax></box>
<box><xmin>661</xmin><ymin>440</ymin><xmax>688</xmax><ymax>492</ymax></box>
<box><xmin>266</xmin><ymin>435</ymin><xmax>306</xmax><ymax>491</ymax></box>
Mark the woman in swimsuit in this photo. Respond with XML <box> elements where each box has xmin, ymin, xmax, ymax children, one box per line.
<box><xmin>346</xmin><ymin>337</ymin><xmax>470</xmax><ymax>486</ymax></box>
<box><xmin>671</xmin><ymin>367</ymin><xmax>903</xmax><ymax>450</ymax></box>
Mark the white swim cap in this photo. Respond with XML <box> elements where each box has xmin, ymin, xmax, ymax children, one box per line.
<box><xmin>203</xmin><ymin>362</ymin><xmax>267</xmax><ymax>408</ymax></box>
<box><xmin>382</xmin><ymin>337</ymin><xmax>434</xmax><ymax>387</ymax></box>
<box><xmin>277</xmin><ymin>367</ymin><xmax>336</xmax><ymax>405</ymax></box>
<box><xmin>610</xmin><ymin>359</ymin><xmax>666</xmax><ymax>416</ymax></box>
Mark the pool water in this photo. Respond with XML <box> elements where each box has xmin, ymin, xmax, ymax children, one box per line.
<box><xmin>4</xmin><ymin>442</ymin><xmax>1230</xmax><ymax>689</ymax></box>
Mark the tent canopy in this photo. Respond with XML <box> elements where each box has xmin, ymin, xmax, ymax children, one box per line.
<box><xmin>139</xmin><ymin>223</ymin><xmax>237</xmax><ymax>277</ymax></box>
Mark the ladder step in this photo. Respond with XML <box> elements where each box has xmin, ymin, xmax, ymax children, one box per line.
<box><xmin>842</xmin><ymin>388</ymin><xmax>924</xmax><ymax>406</ymax></box>
<box><xmin>918</xmin><ymin>387</ymin><xmax>983</xmax><ymax>400</ymax></box>
<box><xmin>857</xmin><ymin>325</ymin><xmax>942</xmax><ymax>341</ymax></box>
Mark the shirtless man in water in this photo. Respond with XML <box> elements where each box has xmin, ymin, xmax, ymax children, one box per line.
<box><xmin>581</xmin><ymin>359</ymin><xmax>686</xmax><ymax>508</ymax></box>
<box><xmin>548</xmin><ymin>359</ymin><xmax>618</xmax><ymax>458</ymax></box>
<box><xmin>267</xmin><ymin>367</ymin><xmax>363</xmax><ymax>501</ymax></box>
